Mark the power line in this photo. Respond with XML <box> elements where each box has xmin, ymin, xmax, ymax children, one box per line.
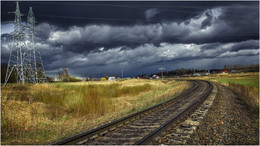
<box><xmin>26</xmin><ymin>2</ymin><xmax>258</xmax><ymax>14</ymax></box>
<box><xmin>35</xmin><ymin>2</ymin><xmax>202</xmax><ymax>14</ymax></box>
<box><xmin>4</xmin><ymin>2</ymin><xmax>257</xmax><ymax>23</ymax></box>
<box><xmin>34</xmin><ymin>12</ymin><xmax>258</xmax><ymax>23</ymax></box>
<box><xmin>35</xmin><ymin>14</ymin><xmax>144</xmax><ymax>22</ymax></box>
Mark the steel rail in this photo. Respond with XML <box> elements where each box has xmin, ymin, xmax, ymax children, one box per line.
<box><xmin>134</xmin><ymin>80</ymin><xmax>213</xmax><ymax>145</ymax></box>
<box><xmin>52</xmin><ymin>80</ymin><xmax>199</xmax><ymax>145</ymax></box>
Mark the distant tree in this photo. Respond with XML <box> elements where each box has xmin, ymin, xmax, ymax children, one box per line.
<box><xmin>57</xmin><ymin>71</ymin><xmax>64</xmax><ymax>81</ymax></box>
<box><xmin>187</xmin><ymin>69</ymin><xmax>192</xmax><ymax>74</ymax></box>
<box><xmin>104</xmin><ymin>74</ymin><xmax>109</xmax><ymax>80</ymax></box>
<box><xmin>176</xmin><ymin>69</ymin><xmax>181</xmax><ymax>75</ymax></box>
<box><xmin>57</xmin><ymin>67</ymin><xmax>70</xmax><ymax>81</ymax></box>
<box><xmin>181</xmin><ymin>68</ymin><xmax>187</xmax><ymax>74</ymax></box>
<box><xmin>46</xmin><ymin>76</ymin><xmax>54</xmax><ymax>82</ymax></box>
<box><xmin>62</xmin><ymin>76</ymin><xmax>81</xmax><ymax>82</ymax></box>
<box><xmin>89</xmin><ymin>74</ymin><xmax>92</xmax><ymax>81</ymax></box>
<box><xmin>63</xmin><ymin>67</ymin><xmax>69</xmax><ymax>77</ymax></box>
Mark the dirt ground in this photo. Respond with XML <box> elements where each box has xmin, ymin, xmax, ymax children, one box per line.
<box><xmin>187</xmin><ymin>83</ymin><xmax>259</xmax><ymax>145</ymax></box>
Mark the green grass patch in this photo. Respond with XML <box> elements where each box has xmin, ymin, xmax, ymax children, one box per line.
<box><xmin>215</xmin><ymin>76</ymin><xmax>259</xmax><ymax>87</ymax></box>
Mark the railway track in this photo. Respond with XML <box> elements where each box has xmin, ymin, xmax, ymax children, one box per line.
<box><xmin>53</xmin><ymin>80</ymin><xmax>213</xmax><ymax>145</ymax></box>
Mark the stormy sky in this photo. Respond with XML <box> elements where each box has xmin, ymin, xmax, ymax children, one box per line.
<box><xmin>1</xmin><ymin>1</ymin><xmax>259</xmax><ymax>78</ymax></box>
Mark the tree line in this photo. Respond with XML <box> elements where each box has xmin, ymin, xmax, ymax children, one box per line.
<box><xmin>151</xmin><ymin>64</ymin><xmax>259</xmax><ymax>78</ymax></box>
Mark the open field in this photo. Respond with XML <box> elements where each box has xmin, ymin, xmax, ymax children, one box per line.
<box><xmin>210</xmin><ymin>72</ymin><xmax>259</xmax><ymax>87</ymax></box>
<box><xmin>1</xmin><ymin>79</ymin><xmax>190</xmax><ymax>144</ymax></box>
<box><xmin>187</xmin><ymin>72</ymin><xmax>259</xmax><ymax>86</ymax></box>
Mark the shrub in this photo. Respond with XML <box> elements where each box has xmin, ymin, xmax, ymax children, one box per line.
<box><xmin>101</xmin><ymin>77</ymin><xmax>107</xmax><ymax>81</ymax></box>
<box><xmin>62</xmin><ymin>76</ymin><xmax>81</xmax><ymax>82</ymax></box>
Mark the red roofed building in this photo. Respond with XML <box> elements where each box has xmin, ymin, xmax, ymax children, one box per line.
<box><xmin>221</xmin><ymin>70</ymin><xmax>228</xmax><ymax>73</ymax></box>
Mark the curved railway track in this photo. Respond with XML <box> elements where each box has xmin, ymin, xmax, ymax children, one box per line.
<box><xmin>53</xmin><ymin>80</ymin><xmax>213</xmax><ymax>145</ymax></box>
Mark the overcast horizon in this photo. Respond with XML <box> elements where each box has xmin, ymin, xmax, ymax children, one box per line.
<box><xmin>1</xmin><ymin>1</ymin><xmax>259</xmax><ymax>78</ymax></box>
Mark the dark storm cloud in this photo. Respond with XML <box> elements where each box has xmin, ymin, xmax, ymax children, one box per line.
<box><xmin>230</xmin><ymin>40</ymin><xmax>259</xmax><ymax>52</ymax></box>
<box><xmin>215</xmin><ymin>4</ymin><xmax>259</xmax><ymax>42</ymax></box>
<box><xmin>2</xmin><ymin>1</ymin><xmax>256</xmax><ymax>27</ymax></box>
<box><xmin>1</xmin><ymin>33</ymin><xmax>12</xmax><ymax>42</ymax></box>
<box><xmin>1</xmin><ymin>1</ymin><xmax>259</xmax><ymax>77</ymax></box>
<box><xmin>38</xmin><ymin>41</ymin><xmax>259</xmax><ymax>70</ymax></box>
<box><xmin>45</xmin><ymin>23</ymin><xmax>164</xmax><ymax>53</ymax></box>
<box><xmin>201</xmin><ymin>10</ymin><xmax>213</xmax><ymax>29</ymax></box>
<box><xmin>35</xmin><ymin>23</ymin><xmax>58</xmax><ymax>40</ymax></box>
<box><xmin>43</xmin><ymin>3</ymin><xmax>258</xmax><ymax>53</ymax></box>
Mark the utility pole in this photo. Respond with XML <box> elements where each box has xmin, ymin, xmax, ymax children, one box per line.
<box><xmin>159</xmin><ymin>67</ymin><xmax>165</xmax><ymax>81</ymax></box>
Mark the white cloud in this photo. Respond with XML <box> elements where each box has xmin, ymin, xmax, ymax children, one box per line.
<box><xmin>1</xmin><ymin>23</ymin><xmax>14</xmax><ymax>35</ymax></box>
<box><xmin>1</xmin><ymin>42</ymin><xmax>11</xmax><ymax>55</ymax></box>
<box><xmin>61</xmin><ymin>40</ymin><xmax>258</xmax><ymax>69</ymax></box>
<box><xmin>99</xmin><ymin>47</ymin><xmax>104</xmax><ymax>51</ymax></box>
<box><xmin>47</xmin><ymin>23</ymin><xmax>163</xmax><ymax>45</ymax></box>
<box><xmin>218</xmin><ymin>49</ymin><xmax>259</xmax><ymax>58</ymax></box>
<box><xmin>145</xmin><ymin>8</ymin><xmax>160</xmax><ymax>20</ymax></box>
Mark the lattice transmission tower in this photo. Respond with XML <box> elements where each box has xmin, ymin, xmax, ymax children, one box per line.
<box><xmin>4</xmin><ymin>2</ymin><xmax>47</xmax><ymax>86</ymax></box>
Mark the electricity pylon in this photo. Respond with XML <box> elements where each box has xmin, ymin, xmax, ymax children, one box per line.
<box><xmin>25</xmin><ymin>6</ymin><xmax>47</xmax><ymax>83</ymax></box>
<box><xmin>4</xmin><ymin>2</ymin><xmax>25</xmax><ymax>86</ymax></box>
<box><xmin>4</xmin><ymin>2</ymin><xmax>46</xmax><ymax>86</ymax></box>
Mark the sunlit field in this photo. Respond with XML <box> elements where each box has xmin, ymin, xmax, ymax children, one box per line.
<box><xmin>1</xmin><ymin>79</ymin><xmax>190</xmax><ymax>144</ymax></box>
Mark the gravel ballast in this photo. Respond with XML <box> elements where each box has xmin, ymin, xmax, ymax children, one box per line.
<box><xmin>187</xmin><ymin>83</ymin><xmax>259</xmax><ymax>145</ymax></box>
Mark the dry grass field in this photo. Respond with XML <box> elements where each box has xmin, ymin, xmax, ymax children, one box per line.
<box><xmin>1</xmin><ymin>79</ymin><xmax>190</xmax><ymax>144</ymax></box>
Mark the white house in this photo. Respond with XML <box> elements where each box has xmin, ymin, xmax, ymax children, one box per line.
<box><xmin>108</xmin><ymin>76</ymin><xmax>116</xmax><ymax>81</ymax></box>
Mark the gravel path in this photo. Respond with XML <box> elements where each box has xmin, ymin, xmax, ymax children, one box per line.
<box><xmin>187</xmin><ymin>83</ymin><xmax>259</xmax><ymax>145</ymax></box>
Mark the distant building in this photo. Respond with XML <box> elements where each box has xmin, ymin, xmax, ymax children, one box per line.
<box><xmin>221</xmin><ymin>70</ymin><xmax>228</xmax><ymax>74</ymax></box>
<box><xmin>192</xmin><ymin>73</ymin><xmax>201</xmax><ymax>77</ymax></box>
<box><xmin>108</xmin><ymin>76</ymin><xmax>116</xmax><ymax>81</ymax></box>
<box><xmin>200</xmin><ymin>72</ymin><xmax>211</xmax><ymax>76</ymax></box>
<box><xmin>181</xmin><ymin>74</ymin><xmax>191</xmax><ymax>77</ymax></box>
<box><xmin>137</xmin><ymin>76</ymin><xmax>143</xmax><ymax>79</ymax></box>
<box><xmin>152</xmin><ymin>74</ymin><xmax>159</xmax><ymax>79</ymax></box>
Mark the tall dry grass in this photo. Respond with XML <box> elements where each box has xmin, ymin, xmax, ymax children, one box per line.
<box><xmin>228</xmin><ymin>83</ymin><xmax>259</xmax><ymax>110</ymax></box>
<box><xmin>30</xmin><ymin>83</ymin><xmax>152</xmax><ymax>116</ymax></box>
<box><xmin>1</xmin><ymin>79</ymin><xmax>189</xmax><ymax>144</ymax></box>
